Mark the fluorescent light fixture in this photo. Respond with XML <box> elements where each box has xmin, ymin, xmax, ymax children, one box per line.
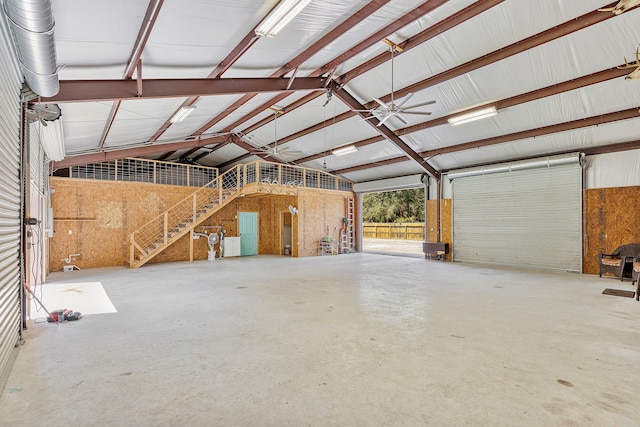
<box><xmin>170</xmin><ymin>106</ymin><xmax>196</xmax><ymax>123</ymax></box>
<box><xmin>332</xmin><ymin>145</ymin><xmax>358</xmax><ymax>156</ymax></box>
<box><xmin>448</xmin><ymin>106</ymin><xmax>498</xmax><ymax>126</ymax></box>
<box><xmin>255</xmin><ymin>0</ymin><xmax>313</xmax><ymax>38</ymax></box>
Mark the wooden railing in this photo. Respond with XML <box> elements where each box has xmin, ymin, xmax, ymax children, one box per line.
<box><xmin>362</xmin><ymin>223</ymin><xmax>425</xmax><ymax>240</ymax></box>
<box><xmin>129</xmin><ymin>164</ymin><xmax>243</xmax><ymax>268</ymax></box>
<box><xmin>128</xmin><ymin>160</ymin><xmax>353</xmax><ymax>267</ymax></box>
<box><xmin>69</xmin><ymin>157</ymin><xmax>218</xmax><ymax>188</ymax></box>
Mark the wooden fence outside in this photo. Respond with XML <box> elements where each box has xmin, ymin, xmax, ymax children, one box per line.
<box><xmin>363</xmin><ymin>223</ymin><xmax>425</xmax><ymax>240</ymax></box>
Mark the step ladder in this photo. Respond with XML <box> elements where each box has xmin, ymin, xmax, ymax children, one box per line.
<box><xmin>341</xmin><ymin>197</ymin><xmax>355</xmax><ymax>253</ymax></box>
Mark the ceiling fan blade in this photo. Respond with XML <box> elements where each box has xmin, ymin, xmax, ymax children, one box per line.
<box><xmin>403</xmin><ymin>100</ymin><xmax>436</xmax><ymax>109</ymax></box>
<box><xmin>395</xmin><ymin>114</ymin><xmax>409</xmax><ymax>125</ymax></box>
<box><xmin>376</xmin><ymin>114</ymin><xmax>393</xmax><ymax>127</ymax></box>
<box><xmin>373</xmin><ymin>97</ymin><xmax>389</xmax><ymax>109</ymax></box>
<box><xmin>402</xmin><ymin>111</ymin><xmax>432</xmax><ymax>115</ymax></box>
<box><xmin>394</xmin><ymin>92</ymin><xmax>414</xmax><ymax>109</ymax></box>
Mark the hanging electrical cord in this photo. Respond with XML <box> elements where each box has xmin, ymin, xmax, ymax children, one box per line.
<box><xmin>322</xmin><ymin>96</ymin><xmax>328</xmax><ymax>170</ymax></box>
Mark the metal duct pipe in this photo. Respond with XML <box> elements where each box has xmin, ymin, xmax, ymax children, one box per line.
<box><xmin>4</xmin><ymin>0</ymin><xmax>58</xmax><ymax>97</ymax></box>
<box><xmin>447</xmin><ymin>152</ymin><xmax>584</xmax><ymax>181</ymax></box>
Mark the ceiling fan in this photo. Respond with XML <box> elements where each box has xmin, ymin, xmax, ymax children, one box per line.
<box><xmin>354</xmin><ymin>39</ymin><xmax>436</xmax><ymax>127</ymax></box>
<box><xmin>249</xmin><ymin>106</ymin><xmax>301</xmax><ymax>159</ymax></box>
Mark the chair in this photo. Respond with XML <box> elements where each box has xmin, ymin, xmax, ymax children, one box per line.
<box><xmin>598</xmin><ymin>243</ymin><xmax>640</xmax><ymax>281</ymax></box>
<box><xmin>631</xmin><ymin>258</ymin><xmax>640</xmax><ymax>301</ymax></box>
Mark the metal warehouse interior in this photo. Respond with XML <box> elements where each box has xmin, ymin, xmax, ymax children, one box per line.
<box><xmin>0</xmin><ymin>0</ymin><xmax>639</xmax><ymax>425</ymax></box>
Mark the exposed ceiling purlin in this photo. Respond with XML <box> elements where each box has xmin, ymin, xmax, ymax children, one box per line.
<box><xmin>62</xmin><ymin>44</ymin><xmax>632</xmax><ymax>174</ymax></box>
<box><xmin>423</xmin><ymin>108</ymin><xmax>640</xmax><ymax>157</ymax></box>
<box><xmin>329</xmin><ymin>80</ymin><xmax>439</xmax><ymax>179</ymax></box>
<box><xmin>228</xmin><ymin>91</ymin><xmax>323</xmax><ymax>135</ymax></box>
<box><xmin>221</xmin><ymin>0</ymin><xmax>511</xmax><ymax>166</ymax></box>
<box><xmin>191</xmin><ymin>0</ymin><xmax>394</xmax><ymax>137</ymax></box>
<box><xmin>241</xmin><ymin>4</ymin><xmax>627</xmax><ymax>168</ymax></box>
<box><xmin>218</xmin><ymin>0</ymin><xmax>454</xmax><ymax>151</ymax></box>
<box><xmin>337</xmin><ymin>0</ymin><xmax>504</xmax><ymax>85</ymax></box>
<box><xmin>224</xmin><ymin>0</ymin><xmax>460</xmax><ymax>166</ymax></box>
<box><xmin>330</xmin><ymin>107</ymin><xmax>640</xmax><ymax>175</ymax></box>
<box><xmin>367</xmin><ymin>5</ymin><xmax>620</xmax><ymax>107</ymax></box>
<box><xmin>294</xmin><ymin>65</ymin><xmax>630</xmax><ymax>166</ymax></box>
<box><xmin>97</xmin><ymin>0</ymin><xmax>164</xmax><ymax>150</ymax></box>
<box><xmin>41</xmin><ymin>77</ymin><xmax>329</xmax><ymax>103</ymax></box>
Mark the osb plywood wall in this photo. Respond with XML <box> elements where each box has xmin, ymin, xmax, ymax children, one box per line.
<box><xmin>50</xmin><ymin>177</ymin><xmax>201</xmax><ymax>271</ymax></box>
<box><xmin>426</xmin><ymin>199</ymin><xmax>453</xmax><ymax>261</ymax></box>
<box><xmin>50</xmin><ymin>177</ymin><xmax>354</xmax><ymax>271</ymax></box>
<box><xmin>203</xmin><ymin>194</ymin><xmax>299</xmax><ymax>256</ymax></box>
<box><xmin>583</xmin><ymin>186</ymin><xmax>640</xmax><ymax>274</ymax></box>
<box><xmin>297</xmin><ymin>189</ymin><xmax>354</xmax><ymax>257</ymax></box>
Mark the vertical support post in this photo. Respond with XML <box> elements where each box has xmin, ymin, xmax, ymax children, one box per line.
<box><xmin>256</xmin><ymin>162</ymin><xmax>260</xmax><ymax>184</ymax></box>
<box><xmin>436</xmin><ymin>178</ymin><xmax>441</xmax><ymax>243</ymax></box>
<box><xmin>278</xmin><ymin>164</ymin><xmax>282</xmax><ymax>184</ymax></box>
<box><xmin>114</xmin><ymin>159</ymin><xmax>119</xmax><ymax>181</ymax></box>
<box><xmin>153</xmin><ymin>161</ymin><xmax>157</xmax><ymax>184</ymax></box>
<box><xmin>242</xmin><ymin>164</ymin><xmax>246</xmax><ymax>187</ymax></box>
<box><xmin>335</xmin><ymin>177</ymin><xmax>338</xmax><ymax>190</ymax></box>
<box><xmin>187</xmin><ymin>165</ymin><xmax>191</xmax><ymax>187</ymax></box>
<box><xmin>236</xmin><ymin>165</ymin><xmax>241</xmax><ymax>190</ymax></box>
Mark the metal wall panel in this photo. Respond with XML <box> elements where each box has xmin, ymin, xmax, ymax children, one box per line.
<box><xmin>0</xmin><ymin>11</ymin><xmax>24</xmax><ymax>390</ymax></box>
<box><xmin>452</xmin><ymin>163</ymin><xmax>582</xmax><ymax>272</ymax></box>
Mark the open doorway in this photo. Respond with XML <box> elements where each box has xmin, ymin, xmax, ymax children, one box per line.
<box><xmin>362</xmin><ymin>188</ymin><xmax>425</xmax><ymax>258</ymax></box>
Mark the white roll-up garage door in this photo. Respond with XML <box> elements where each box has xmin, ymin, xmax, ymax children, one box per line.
<box><xmin>451</xmin><ymin>154</ymin><xmax>583</xmax><ymax>272</ymax></box>
<box><xmin>0</xmin><ymin>15</ymin><xmax>24</xmax><ymax>388</ymax></box>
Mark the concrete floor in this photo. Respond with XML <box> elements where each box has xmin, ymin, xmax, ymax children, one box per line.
<box><xmin>1</xmin><ymin>254</ymin><xmax>639</xmax><ymax>426</ymax></box>
<box><xmin>363</xmin><ymin>237</ymin><xmax>424</xmax><ymax>257</ymax></box>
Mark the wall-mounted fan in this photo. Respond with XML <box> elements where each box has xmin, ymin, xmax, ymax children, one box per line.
<box><xmin>26</xmin><ymin>103</ymin><xmax>61</xmax><ymax>126</ymax></box>
<box><xmin>353</xmin><ymin>39</ymin><xmax>435</xmax><ymax>127</ymax></box>
<box><xmin>249</xmin><ymin>106</ymin><xmax>301</xmax><ymax>159</ymax></box>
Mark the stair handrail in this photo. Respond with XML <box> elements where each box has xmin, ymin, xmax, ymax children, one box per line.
<box><xmin>129</xmin><ymin>164</ymin><xmax>243</xmax><ymax>264</ymax></box>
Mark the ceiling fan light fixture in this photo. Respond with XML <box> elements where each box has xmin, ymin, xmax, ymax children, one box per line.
<box><xmin>332</xmin><ymin>145</ymin><xmax>358</xmax><ymax>156</ymax></box>
<box><xmin>255</xmin><ymin>0</ymin><xmax>313</xmax><ymax>38</ymax></box>
<box><xmin>448</xmin><ymin>106</ymin><xmax>498</xmax><ymax>126</ymax></box>
<box><xmin>170</xmin><ymin>106</ymin><xmax>196</xmax><ymax>123</ymax></box>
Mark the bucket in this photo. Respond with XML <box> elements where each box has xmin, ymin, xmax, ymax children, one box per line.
<box><xmin>208</xmin><ymin>250</ymin><xmax>217</xmax><ymax>261</ymax></box>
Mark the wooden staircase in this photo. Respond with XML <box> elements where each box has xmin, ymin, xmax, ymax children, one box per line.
<box><xmin>129</xmin><ymin>165</ymin><xmax>243</xmax><ymax>268</ymax></box>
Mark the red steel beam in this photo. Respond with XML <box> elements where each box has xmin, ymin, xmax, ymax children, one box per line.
<box><xmin>191</xmin><ymin>0</ymin><xmax>395</xmax><ymax>136</ymax></box>
<box><xmin>337</xmin><ymin>0</ymin><xmax>503</xmax><ymax>85</ymax></box>
<box><xmin>40</xmin><ymin>77</ymin><xmax>329</xmax><ymax>103</ymax></box>
<box><xmin>219</xmin><ymin>0</ymin><xmax>454</xmax><ymax>139</ymax></box>
<box><xmin>331</xmin><ymin>108</ymin><xmax>640</xmax><ymax>175</ymax></box>
<box><xmin>330</xmin><ymin>80</ymin><xmax>439</xmax><ymax>178</ymax></box>
<box><xmin>365</xmin><ymin>4</ymin><xmax>620</xmax><ymax>107</ymax></box>
<box><xmin>98</xmin><ymin>0</ymin><xmax>164</xmax><ymax>149</ymax></box>
<box><xmin>52</xmin><ymin>135</ymin><xmax>228</xmax><ymax>169</ymax></box>
<box><xmin>219</xmin><ymin>0</ymin><xmax>465</xmax><ymax>165</ymax></box>
<box><xmin>258</xmin><ymin>1</ymin><xmax>620</xmax><ymax>159</ymax></box>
